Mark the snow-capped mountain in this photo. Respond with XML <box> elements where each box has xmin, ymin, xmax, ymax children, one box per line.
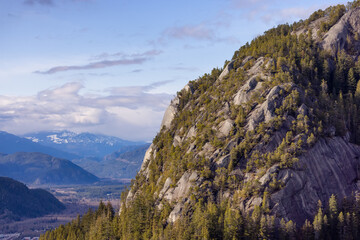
<box><xmin>23</xmin><ymin>130</ymin><xmax>145</xmax><ymax>158</ymax></box>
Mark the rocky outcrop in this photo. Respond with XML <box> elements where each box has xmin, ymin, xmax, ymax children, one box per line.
<box><xmin>241</xmin><ymin>56</ymin><xmax>254</xmax><ymax>67</ymax></box>
<box><xmin>161</xmin><ymin>97</ymin><xmax>179</xmax><ymax>129</ymax></box>
<box><xmin>159</xmin><ymin>177</ymin><xmax>172</xmax><ymax>199</ymax></box>
<box><xmin>163</xmin><ymin>171</ymin><xmax>201</xmax><ymax>203</ymax></box>
<box><xmin>294</xmin><ymin>16</ymin><xmax>328</xmax><ymax>41</ymax></box>
<box><xmin>184</xmin><ymin>82</ymin><xmax>194</xmax><ymax>94</ymax></box>
<box><xmin>248</xmin><ymin>57</ymin><xmax>266</xmax><ymax>76</ymax></box>
<box><xmin>216</xmin><ymin>154</ymin><xmax>231</xmax><ymax>168</ymax></box>
<box><xmin>268</xmin><ymin>137</ymin><xmax>360</xmax><ymax>224</ymax></box>
<box><xmin>123</xmin><ymin>143</ymin><xmax>155</xmax><ymax>206</ymax></box>
<box><xmin>322</xmin><ymin>7</ymin><xmax>360</xmax><ymax>54</ymax></box>
<box><xmin>217</xmin><ymin>119</ymin><xmax>234</xmax><ymax>138</ymax></box>
<box><xmin>161</xmin><ymin>82</ymin><xmax>195</xmax><ymax>130</ymax></box>
<box><xmin>233</xmin><ymin>75</ymin><xmax>263</xmax><ymax>105</ymax></box>
<box><xmin>161</xmin><ymin>171</ymin><xmax>203</xmax><ymax>223</ymax></box>
<box><xmin>246</xmin><ymin>85</ymin><xmax>282</xmax><ymax>131</ymax></box>
<box><xmin>185</xmin><ymin>126</ymin><xmax>197</xmax><ymax>140</ymax></box>
<box><xmin>218</xmin><ymin>60</ymin><xmax>235</xmax><ymax>81</ymax></box>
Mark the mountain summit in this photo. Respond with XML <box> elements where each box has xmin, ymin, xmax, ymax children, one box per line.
<box><xmin>42</xmin><ymin>2</ymin><xmax>360</xmax><ymax>239</ymax></box>
<box><xmin>123</xmin><ymin>1</ymin><xmax>360</xmax><ymax>234</ymax></box>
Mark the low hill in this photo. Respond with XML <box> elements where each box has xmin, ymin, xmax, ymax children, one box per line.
<box><xmin>0</xmin><ymin>131</ymin><xmax>79</xmax><ymax>160</ymax></box>
<box><xmin>0</xmin><ymin>177</ymin><xmax>65</xmax><ymax>221</ymax></box>
<box><xmin>0</xmin><ymin>152</ymin><xmax>99</xmax><ymax>185</ymax></box>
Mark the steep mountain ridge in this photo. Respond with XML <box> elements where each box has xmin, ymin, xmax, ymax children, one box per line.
<box><xmin>41</xmin><ymin>2</ymin><xmax>360</xmax><ymax>239</ymax></box>
<box><xmin>125</xmin><ymin>4</ymin><xmax>360</xmax><ymax>227</ymax></box>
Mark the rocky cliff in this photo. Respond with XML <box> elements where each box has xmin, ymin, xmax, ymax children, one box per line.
<box><xmin>123</xmin><ymin>4</ymin><xmax>360</xmax><ymax>228</ymax></box>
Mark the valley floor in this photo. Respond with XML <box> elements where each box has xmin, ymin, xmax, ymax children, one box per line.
<box><xmin>0</xmin><ymin>181</ymin><xmax>129</xmax><ymax>239</ymax></box>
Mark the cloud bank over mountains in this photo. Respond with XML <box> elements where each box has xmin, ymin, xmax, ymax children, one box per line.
<box><xmin>0</xmin><ymin>82</ymin><xmax>172</xmax><ymax>141</ymax></box>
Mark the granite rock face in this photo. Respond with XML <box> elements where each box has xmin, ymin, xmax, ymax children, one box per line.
<box><xmin>270</xmin><ymin>137</ymin><xmax>360</xmax><ymax>224</ymax></box>
<box><xmin>124</xmin><ymin>7</ymin><xmax>360</xmax><ymax>227</ymax></box>
<box><xmin>160</xmin><ymin>97</ymin><xmax>179</xmax><ymax>130</ymax></box>
<box><xmin>218</xmin><ymin>60</ymin><xmax>235</xmax><ymax>81</ymax></box>
<box><xmin>233</xmin><ymin>75</ymin><xmax>263</xmax><ymax>105</ymax></box>
<box><xmin>322</xmin><ymin>7</ymin><xmax>360</xmax><ymax>54</ymax></box>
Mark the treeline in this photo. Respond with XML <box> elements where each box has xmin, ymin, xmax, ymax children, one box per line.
<box><xmin>40</xmin><ymin>194</ymin><xmax>360</xmax><ymax>239</ymax></box>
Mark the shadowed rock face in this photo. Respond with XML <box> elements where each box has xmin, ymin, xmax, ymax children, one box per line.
<box><xmin>270</xmin><ymin>137</ymin><xmax>360</xmax><ymax>224</ymax></box>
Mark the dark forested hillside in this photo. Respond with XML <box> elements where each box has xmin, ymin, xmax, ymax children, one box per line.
<box><xmin>41</xmin><ymin>1</ymin><xmax>360</xmax><ymax>239</ymax></box>
<box><xmin>0</xmin><ymin>152</ymin><xmax>99</xmax><ymax>185</ymax></box>
<box><xmin>0</xmin><ymin>177</ymin><xmax>65</xmax><ymax>221</ymax></box>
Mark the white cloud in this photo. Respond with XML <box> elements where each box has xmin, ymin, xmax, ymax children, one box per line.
<box><xmin>0</xmin><ymin>82</ymin><xmax>173</xmax><ymax>141</ymax></box>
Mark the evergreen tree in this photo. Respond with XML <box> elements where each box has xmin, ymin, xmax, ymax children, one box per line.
<box><xmin>355</xmin><ymin>80</ymin><xmax>360</xmax><ymax>103</ymax></box>
<box><xmin>348</xmin><ymin>68</ymin><xmax>357</xmax><ymax>94</ymax></box>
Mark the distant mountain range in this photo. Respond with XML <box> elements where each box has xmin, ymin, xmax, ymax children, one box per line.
<box><xmin>23</xmin><ymin>130</ymin><xmax>146</xmax><ymax>158</ymax></box>
<box><xmin>0</xmin><ymin>130</ymin><xmax>148</xmax><ymax>182</ymax></box>
<box><xmin>0</xmin><ymin>177</ymin><xmax>65</xmax><ymax>221</ymax></box>
<box><xmin>0</xmin><ymin>131</ymin><xmax>79</xmax><ymax>160</ymax></box>
<box><xmin>0</xmin><ymin>152</ymin><xmax>99</xmax><ymax>185</ymax></box>
<box><xmin>73</xmin><ymin>143</ymin><xmax>150</xmax><ymax>179</ymax></box>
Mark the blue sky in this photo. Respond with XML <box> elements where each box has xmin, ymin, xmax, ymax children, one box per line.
<box><xmin>0</xmin><ymin>0</ymin><xmax>349</xmax><ymax>140</ymax></box>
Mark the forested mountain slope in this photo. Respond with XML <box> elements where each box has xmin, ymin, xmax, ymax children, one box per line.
<box><xmin>0</xmin><ymin>152</ymin><xmax>99</xmax><ymax>185</ymax></box>
<box><xmin>41</xmin><ymin>1</ymin><xmax>360</xmax><ymax>239</ymax></box>
<box><xmin>0</xmin><ymin>177</ymin><xmax>65</xmax><ymax>221</ymax></box>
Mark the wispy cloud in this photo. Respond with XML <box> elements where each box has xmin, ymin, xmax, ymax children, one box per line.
<box><xmin>24</xmin><ymin>0</ymin><xmax>54</xmax><ymax>6</ymax></box>
<box><xmin>159</xmin><ymin>23</ymin><xmax>239</xmax><ymax>45</ymax></box>
<box><xmin>261</xmin><ymin>5</ymin><xmax>320</xmax><ymax>24</ymax></box>
<box><xmin>170</xmin><ymin>66</ymin><xmax>199</xmax><ymax>71</ymax></box>
<box><xmin>163</xmin><ymin>24</ymin><xmax>215</xmax><ymax>41</ymax></box>
<box><xmin>230</xmin><ymin>0</ymin><xmax>272</xmax><ymax>8</ymax></box>
<box><xmin>0</xmin><ymin>82</ymin><xmax>173</xmax><ymax>140</ymax></box>
<box><xmin>23</xmin><ymin>0</ymin><xmax>92</xmax><ymax>6</ymax></box>
<box><xmin>91</xmin><ymin>50</ymin><xmax>162</xmax><ymax>61</ymax></box>
<box><xmin>35</xmin><ymin>50</ymin><xmax>162</xmax><ymax>74</ymax></box>
<box><xmin>36</xmin><ymin>58</ymin><xmax>148</xmax><ymax>74</ymax></box>
<box><xmin>229</xmin><ymin>0</ymin><xmax>322</xmax><ymax>24</ymax></box>
<box><xmin>278</xmin><ymin>6</ymin><xmax>319</xmax><ymax>20</ymax></box>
